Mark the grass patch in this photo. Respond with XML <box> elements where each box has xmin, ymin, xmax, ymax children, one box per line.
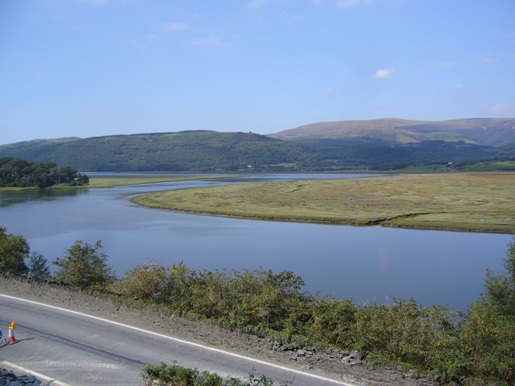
<box><xmin>132</xmin><ymin>173</ymin><xmax>515</xmax><ymax>233</ymax></box>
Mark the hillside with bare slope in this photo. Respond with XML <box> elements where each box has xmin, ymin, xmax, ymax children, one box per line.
<box><xmin>269</xmin><ymin>118</ymin><xmax>515</xmax><ymax>146</ymax></box>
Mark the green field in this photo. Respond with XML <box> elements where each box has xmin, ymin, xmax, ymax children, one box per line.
<box><xmin>132</xmin><ymin>173</ymin><xmax>515</xmax><ymax>233</ymax></box>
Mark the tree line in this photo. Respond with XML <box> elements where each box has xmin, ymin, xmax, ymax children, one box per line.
<box><xmin>0</xmin><ymin>157</ymin><xmax>89</xmax><ymax>188</ymax></box>
<box><xmin>0</xmin><ymin>225</ymin><xmax>514</xmax><ymax>385</ymax></box>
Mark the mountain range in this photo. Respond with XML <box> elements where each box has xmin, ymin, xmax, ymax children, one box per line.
<box><xmin>1</xmin><ymin>118</ymin><xmax>514</xmax><ymax>172</ymax></box>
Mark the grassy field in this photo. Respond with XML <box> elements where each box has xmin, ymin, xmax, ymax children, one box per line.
<box><xmin>132</xmin><ymin>173</ymin><xmax>515</xmax><ymax>233</ymax></box>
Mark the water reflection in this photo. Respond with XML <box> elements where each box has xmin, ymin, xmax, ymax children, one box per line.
<box><xmin>0</xmin><ymin>188</ymin><xmax>86</xmax><ymax>207</ymax></box>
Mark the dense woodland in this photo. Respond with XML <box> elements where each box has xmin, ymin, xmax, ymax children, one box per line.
<box><xmin>0</xmin><ymin>130</ymin><xmax>513</xmax><ymax>172</ymax></box>
<box><xmin>1</xmin><ymin>225</ymin><xmax>514</xmax><ymax>385</ymax></box>
<box><xmin>0</xmin><ymin>157</ymin><xmax>89</xmax><ymax>188</ymax></box>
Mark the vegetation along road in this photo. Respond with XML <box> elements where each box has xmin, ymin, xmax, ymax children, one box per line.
<box><xmin>131</xmin><ymin>172</ymin><xmax>515</xmax><ymax>234</ymax></box>
<box><xmin>0</xmin><ymin>293</ymin><xmax>356</xmax><ymax>386</ymax></box>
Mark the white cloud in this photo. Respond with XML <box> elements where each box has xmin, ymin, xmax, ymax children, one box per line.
<box><xmin>162</xmin><ymin>22</ymin><xmax>189</xmax><ymax>32</ymax></box>
<box><xmin>489</xmin><ymin>103</ymin><xmax>514</xmax><ymax>114</ymax></box>
<box><xmin>337</xmin><ymin>0</ymin><xmax>371</xmax><ymax>8</ymax></box>
<box><xmin>375</xmin><ymin>68</ymin><xmax>394</xmax><ymax>79</ymax></box>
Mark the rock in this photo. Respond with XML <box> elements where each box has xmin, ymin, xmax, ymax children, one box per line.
<box><xmin>0</xmin><ymin>368</ymin><xmax>45</xmax><ymax>385</ymax></box>
<box><xmin>341</xmin><ymin>350</ymin><xmax>367</xmax><ymax>366</ymax></box>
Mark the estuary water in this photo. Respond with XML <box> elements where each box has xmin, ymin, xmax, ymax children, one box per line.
<box><xmin>0</xmin><ymin>173</ymin><xmax>511</xmax><ymax>311</ymax></box>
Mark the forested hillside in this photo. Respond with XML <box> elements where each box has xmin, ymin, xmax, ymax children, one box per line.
<box><xmin>0</xmin><ymin>120</ymin><xmax>514</xmax><ymax>172</ymax></box>
<box><xmin>0</xmin><ymin>131</ymin><xmax>316</xmax><ymax>172</ymax></box>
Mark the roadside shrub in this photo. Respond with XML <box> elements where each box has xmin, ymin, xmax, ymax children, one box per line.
<box><xmin>302</xmin><ymin>297</ymin><xmax>357</xmax><ymax>348</ymax></box>
<box><xmin>107</xmin><ymin>262</ymin><xmax>167</xmax><ymax>301</ymax></box>
<box><xmin>351</xmin><ymin>299</ymin><xmax>458</xmax><ymax>369</ymax></box>
<box><xmin>141</xmin><ymin>362</ymin><xmax>209</xmax><ymax>386</ymax></box>
<box><xmin>459</xmin><ymin>301</ymin><xmax>515</xmax><ymax>384</ymax></box>
<box><xmin>140</xmin><ymin>363</ymin><xmax>290</xmax><ymax>386</ymax></box>
<box><xmin>457</xmin><ymin>238</ymin><xmax>515</xmax><ymax>385</ymax></box>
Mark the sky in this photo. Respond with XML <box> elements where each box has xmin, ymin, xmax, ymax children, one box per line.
<box><xmin>1</xmin><ymin>0</ymin><xmax>514</xmax><ymax>145</ymax></box>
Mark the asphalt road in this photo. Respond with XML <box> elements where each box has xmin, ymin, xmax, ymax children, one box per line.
<box><xmin>0</xmin><ymin>294</ymin><xmax>355</xmax><ymax>386</ymax></box>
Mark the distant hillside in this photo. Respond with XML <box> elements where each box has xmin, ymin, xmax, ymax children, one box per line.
<box><xmin>269</xmin><ymin>118</ymin><xmax>515</xmax><ymax>146</ymax></box>
<box><xmin>1</xmin><ymin>120</ymin><xmax>514</xmax><ymax>172</ymax></box>
<box><xmin>0</xmin><ymin>137</ymin><xmax>81</xmax><ymax>150</ymax></box>
<box><xmin>0</xmin><ymin>131</ymin><xmax>314</xmax><ymax>172</ymax></box>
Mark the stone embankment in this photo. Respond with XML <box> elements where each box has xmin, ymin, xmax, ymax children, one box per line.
<box><xmin>1</xmin><ymin>276</ymin><xmax>436</xmax><ymax>386</ymax></box>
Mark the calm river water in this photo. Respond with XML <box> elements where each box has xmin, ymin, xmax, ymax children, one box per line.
<box><xmin>0</xmin><ymin>173</ymin><xmax>511</xmax><ymax>311</ymax></box>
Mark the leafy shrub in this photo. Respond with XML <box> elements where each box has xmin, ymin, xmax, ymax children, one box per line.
<box><xmin>140</xmin><ymin>363</ymin><xmax>290</xmax><ymax>386</ymax></box>
<box><xmin>458</xmin><ymin>239</ymin><xmax>515</xmax><ymax>385</ymax></box>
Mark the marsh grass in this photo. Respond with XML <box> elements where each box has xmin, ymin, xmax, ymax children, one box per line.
<box><xmin>132</xmin><ymin>173</ymin><xmax>515</xmax><ymax>233</ymax></box>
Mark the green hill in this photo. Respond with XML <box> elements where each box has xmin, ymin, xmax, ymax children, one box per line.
<box><xmin>0</xmin><ymin>131</ymin><xmax>314</xmax><ymax>172</ymax></box>
<box><xmin>1</xmin><ymin>118</ymin><xmax>514</xmax><ymax>172</ymax></box>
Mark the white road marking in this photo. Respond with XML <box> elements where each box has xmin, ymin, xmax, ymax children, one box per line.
<box><xmin>1</xmin><ymin>293</ymin><xmax>356</xmax><ymax>385</ymax></box>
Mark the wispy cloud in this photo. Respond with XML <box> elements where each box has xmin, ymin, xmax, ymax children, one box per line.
<box><xmin>192</xmin><ymin>34</ymin><xmax>229</xmax><ymax>48</ymax></box>
<box><xmin>375</xmin><ymin>68</ymin><xmax>394</xmax><ymax>79</ymax></box>
<box><xmin>162</xmin><ymin>21</ymin><xmax>189</xmax><ymax>32</ymax></box>
<box><xmin>480</xmin><ymin>56</ymin><xmax>499</xmax><ymax>64</ymax></box>
<box><xmin>430</xmin><ymin>60</ymin><xmax>457</xmax><ymax>69</ymax></box>
<box><xmin>489</xmin><ymin>103</ymin><xmax>513</xmax><ymax>114</ymax></box>
<box><xmin>337</xmin><ymin>0</ymin><xmax>372</xmax><ymax>8</ymax></box>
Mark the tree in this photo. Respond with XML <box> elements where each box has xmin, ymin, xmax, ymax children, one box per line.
<box><xmin>0</xmin><ymin>226</ymin><xmax>29</xmax><ymax>275</ymax></box>
<box><xmin>53</xmin><ymin>240</ymin><xmax>115</xmax><ymax>289</ymax></box>
<box><xmin>27</xmin><ymin>251</ymin><xmax>51</xmax><ymax>280</ymax></box>
<box><xmin>0</xmin><ymin>157</ymin><xmax>89</xmax><ymax>188</ymax></box>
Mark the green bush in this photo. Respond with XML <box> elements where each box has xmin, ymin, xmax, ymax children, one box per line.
<box><xmin>140</xmin><ymin>362</ymin><xmax>290</xmax><ymax>386</ymax></box>
<box><xmin>458</xmin><ymin>239</ymin><xmax>515</xmax><ymax>385</ymax></box>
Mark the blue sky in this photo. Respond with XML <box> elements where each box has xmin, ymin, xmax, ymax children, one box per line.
<box><xmin>1</xmin><ymin>0</ymin><xmax>514</xmax><ymax>144</ymax></box>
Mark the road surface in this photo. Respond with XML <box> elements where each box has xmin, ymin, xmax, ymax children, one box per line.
<box><xmin>0</xmin><ymin>294</ymin><xmax>354</xmax><ymax>386</ymax></box>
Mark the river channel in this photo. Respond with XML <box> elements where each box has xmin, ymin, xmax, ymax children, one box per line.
<box><xmin>0</xmin><ymin>173</ymin><xmax>511</xmax><ymax>311</ymax></box>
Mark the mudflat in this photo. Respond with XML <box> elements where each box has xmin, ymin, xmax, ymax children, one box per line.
<box><xmin>132</xmin><ymin>173</ymin><xmax>515</xmax><ymax>233</ymax></box>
